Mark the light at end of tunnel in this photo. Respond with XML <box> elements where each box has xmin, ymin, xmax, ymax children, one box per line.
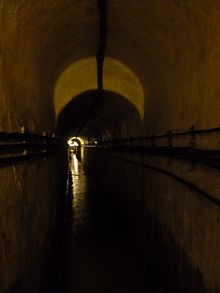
<box><xmin>68</xmin><ymin>139</ymin><xmax>79</xmax><ymax>147</ymax></box>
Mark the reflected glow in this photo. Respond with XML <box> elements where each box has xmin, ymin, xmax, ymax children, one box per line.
<box><xmin>54</xmin><ymin>57</ymin><xmax>145</xmax><ymax>120</ymax></box>
<box><xmin>73</xmin><ymin>154</ymin><xmax>78</xmax><ymax>173</ymax></box>
<box><xmin>69</xmin><ymin>153</ymin><xmax>80</xmax><ymax>207</ymax></box>
<box><xmin>69</xmin><ymin>153</ymin><xmax>88</xmax><ymax>234</ymax></box>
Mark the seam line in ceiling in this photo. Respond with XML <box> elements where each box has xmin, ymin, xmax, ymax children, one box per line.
<box><xmin>76</xmin><ymin>0</ymin><xmax>107</xmax><ymax>138</ymax></box>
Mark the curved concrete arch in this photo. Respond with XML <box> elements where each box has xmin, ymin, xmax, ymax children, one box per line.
<box><xmin>56</xmin><ymin>89</ymin><xmax>142</xmax><ymax>141</ymax></box>
<box><xmin>53</xmin><ymin>57</ymin><xmax>145</xmax><ymax>120</ymax></box>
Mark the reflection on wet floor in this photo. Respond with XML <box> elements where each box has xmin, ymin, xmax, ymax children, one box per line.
<box><xmin>58</xmin><ymin>153</ymin><xmax>154</xmax><ymax>292</ymax></box>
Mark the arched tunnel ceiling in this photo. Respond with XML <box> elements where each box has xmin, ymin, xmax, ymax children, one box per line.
<box><xmin>54</xmin><ymin>57</ymin><xmax>145</xmax><ymax>120</ymax></box>
<box><xmin>1</xmin><ymin>1</ymin><xmax>220</xmax><ymax>133</ymax></box>
<box><xmin>0</xmin><ymin>0</ymin><xmax>99</xmax><ymax>131</ymax></box>
<box><xmin>56</xmin><ymin>90</ymin><xmax>142</xmax><ymax>141</ymax></box>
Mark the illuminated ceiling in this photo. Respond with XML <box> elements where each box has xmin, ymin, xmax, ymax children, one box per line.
<box><xmin>1</xmin><ymin>1</ymin><xmax>220</xmax><ymax>134</ymax></box>
<box><xmin>54</xmin><ymin>57</ymin><xmax>145</xmax><ymax>120</ymax></box>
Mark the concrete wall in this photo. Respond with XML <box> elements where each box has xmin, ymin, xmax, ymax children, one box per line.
<box><xmin>80</xmin><ymin>3</ymin><xmax>220</xmax><ymax>292</ymax></box>
<box><xmin>0</xmin><ymin>57</ymin><xmax>61</xmax><ymax>291</ymax></box>
<box><xmin>0</xmin><ymin>3</ymin><xmax>63</xmax><ymax>292</ymax></box>
<box><xmin>83</xmin><ymin>144</ymin><xmax>220</xmax><ymax>292</ymax></box>
<box><xmin>0</xmin><ymin>160</ymin><xmax>61</xmax><ymax>292</ymax></box>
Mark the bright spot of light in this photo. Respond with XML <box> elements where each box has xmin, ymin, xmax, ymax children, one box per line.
<box><xmin>68</xmin><ymin>138</ymin><xmax>79</xmax><ymax>147</ymax></box>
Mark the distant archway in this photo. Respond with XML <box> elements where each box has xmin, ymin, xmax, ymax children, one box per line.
<box><xmin>54</xmin><ymin>57</ymin><xmax>145</xmax><ymax>121</ymax></box>
<box><xmin>68</xmin><ymin>137</ymin><xmax>81</xmax><ymax>161</ymax></box>
<box><xmin>56</xmin><ymin>89</ymin><xmax>143</xmax><ymax>142</ymax></box>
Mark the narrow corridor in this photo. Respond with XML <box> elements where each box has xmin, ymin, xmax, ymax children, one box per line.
<box><xmin>57</xmin><ymin>152</ymin><xmax>155</xmax><ymax>293</ymax></box>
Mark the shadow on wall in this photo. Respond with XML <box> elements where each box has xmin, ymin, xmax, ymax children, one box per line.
<box><xmin>56</xmin><ymin>89</ymin><xmax>143</xmax><ymax>141</ymax></box>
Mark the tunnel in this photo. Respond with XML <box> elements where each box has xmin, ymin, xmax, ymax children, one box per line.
<box><xmin>1</xmin><ymin>1</ymin><xmax>220</xmax><ymax>292</ymax></box>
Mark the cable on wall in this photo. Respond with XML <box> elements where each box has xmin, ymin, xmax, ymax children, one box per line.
<box><xmin>76</xmin><ymin>0</ymin><xmax>107</xmax><ymax>138</ymax></box>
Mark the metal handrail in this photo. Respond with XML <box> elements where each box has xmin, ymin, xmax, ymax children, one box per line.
<box><xmin>84</xmin><ymin>144</ymin><xmax>220</xmax><ymax>170</ymax></box>
<box><xmin>106</xmin><ymin>154</ymin><xmax>220</xmax><ymax>207</ymax></box>
<box><xmin>0</xmin><ymin>131</ymin><xmax>61</xmax><ymax>165</ymax></box>
<box><xmin>102</xmin><ymin>125</ymin><xmax>220</xmax><ymax>144</ymax></box>
<box><xmin>83</xmin><ymin>147</ymin><xmax>220</xmax><ymax>207</ymax></box>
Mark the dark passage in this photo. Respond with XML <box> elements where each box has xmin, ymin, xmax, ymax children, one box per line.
<box><xmin>56</xmin><ymin>152</ymin><xmax>155</xmax><ymax>293</ymax></box>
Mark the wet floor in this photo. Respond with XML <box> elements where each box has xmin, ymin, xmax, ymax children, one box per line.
<box><xmin>56</xmin><ymin>153</ymin><xmax>155</xmax><ymax>292</ymax></box>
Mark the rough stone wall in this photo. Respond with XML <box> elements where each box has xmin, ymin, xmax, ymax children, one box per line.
<box><xmin>83</xmin><ymin>148</ymin><xmax>220</xmax><ymax>292</ymax></box>
<box><xmin>0</xmin><ymin>2</ymin><xmax>63</xmax><ymax>292</ymax></box>
<box><xmin>108</xmin><ymin>1</ymin><xmax>220</xmax><ymax>133</ymax></box>
<box><xmin>0</xmin><ymin>161</ymin><xmax>60</xmax><ymax>292</ymax></box>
